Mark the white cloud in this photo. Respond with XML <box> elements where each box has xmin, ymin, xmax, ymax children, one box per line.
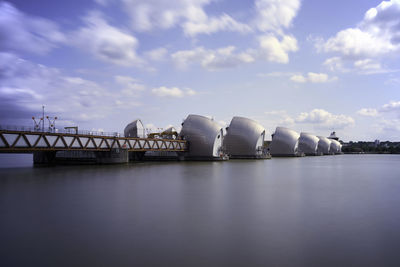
<box><xmin>290</xmin><ymin>74</ymin><xmax>307</xmax><ymax>83</ymax></box>
<box><xmin>253</xmin><ymin>0</ymin><xmax>301</xmax><ymax>33</ymax></box>
<box><xmin>121</xmin><ymin>0</ymin><xmax>251</xmax><ymax>36</ymax></box>
<box><xmin>264</xmin><ymin>110</ymin><xmax>295</xmax><ymax>126</ymax></box>
<box><xmin>307</xmin><ymin>72</ymin><xmax>332</xmax><ymax>83</ymax></box>
<box><xmin>0</xmin><ymin>86</ymin><xmax>42</xmax><ymax>100</ymax></box>
<box><xmin>258</xmin><ymin>34</ymin><xmax>298</xmax><ymax>64</ymax></box>
<box><xmin>70</xmin><ymin>11</ymin><xmax>143</xmax><ymax>66</ymax></box>
<box><xmin>172</xmin><ymin>35</ymin><xmax>299</xmax><ymax>71</ymax></box>
<box><xmin>379</xmin><ymin>119</ymin><xmax>400</xmax><ymax>134</ymax></box>
<box><xmin>183</xmin><ymin>13</ymin><xmax>252</xmax><ymax>36</ymax></box>
<box><xmin>357</xmin><ymin>100</ymin><xmax>400</xmax><ymax>119</ymax></box>
<box><xmin>171</xmin><ymin>47</ymin><xmax>206</xmax><ymax>69</ymax></box>
<box><xmin>323</xmin><ymin>28</ymin><xmax>395</xmax><ymax>58</ymax></box>
<box><xmin>323</xmin><ymin>56</ymin><xmax>397</xmax><ymax>75</ymax></box>
<box><xmin>144</xmin><ymin>47</ymin><xmax>168</xmax><ymax>61</ymax></box>
<box><xmin>385</xmin><ymin>77</ymin><xmax>400</xmax><ymax>85</ymax></box>
<box><xmin>296</xmin><ymin>109</ymin><xmax>355</xmax><ymax>129</ymax></box>
<box><xmin>171</xmin><ymin>35</ymin><xmax>298</xmax><ymax>70</ymax></box>
<box><xmin>0</xmin><ymin>2</ymin><xmax>65</xmax><ymax>55</ymax></box>
<box><xmin>323</xmin><ymin>57</ymin><xmax>347</xmax><ymax>72</ymax></box>
<box><xmin>354</xmin><ymin>59</ymin><xmax>381</xmax><ymax>70</ymax></box>
<box><xmin>290</xmin><ymin>72</ymin><xmax>337</xmax><ymax>83</ymax></box>
<box><xmin>152</xmin><ymin>86</ymin><xmax>196</xmax><ymax>97</ymax></box>
<box><xmin>121</xmin><ymin>0</ymin><xmax>210</xmax><ymax>32</ymax></box>
<box><xmin>381</xmin><ymin>100</ymin><xmax>400</xmax><ymax>112</ymax></box>
<box><xmin>171</xmin><ymin>46</ymin><xmax>255</xmax><ymax>70</ymax></box>
<box><xmin>258</xmin><ymin>71</ymin><xmax>298</xmax><ymax>77</ymax></box>
<box><xmin>0</xmin><ymin>52</ymin><xmax>145</xmax><ymax>124</ymax></box>
<box><xmin>319</xmin><ymin>0</ymin><xmax>400</xmax><ymax>72</ymax></box>
<box><xmin>355</xmin><ymin>100</ymin><xmax>400</xmax><ymax>139</ymax></box>
<box><xmin>121</xmin><ymin>0</ymin><xmax>301</xmax><ymax>38</ymax></box>
<box><xmin>115</xmin><ymin>75</ymin><xmax>146</xmax><ymax>96</ymax></box>
<box><xmin>118</xmin><ymin>0</ymin><xmax>301</xmax><ymax>65</ymax></box>
<box><xmin>357</xmin><ymin>108</ymin><xmax>379</xmax><ymax>117</ymax></box>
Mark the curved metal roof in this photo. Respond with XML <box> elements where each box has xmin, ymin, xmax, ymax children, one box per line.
<box><xmin>179</xmin><ymin>114</ymin><xmax>223</xmax><ymax>158</ymax></box>
<box><xmin>317</xmin><ymin>136</ymin><xmax>331</xmax><ymax>155</ymax></box>
<box><xmin>329</xmin><ymin>139</ymin><xmax>342</xmax><ymax>154</ymax></box>
<box><xmin>224</xmin><ymin>116</ymin><xmax>265</xmax><ymax>157</ymax></box>
<box><xmin>298</xmin><ymin>132</ymin><xmax>319</xmax><ymax>155</ymax></box>
<box><xmin>124</xmin><ymin>119</ymin><xmax>145</xmax><ymax>138</ymax></box>
<box><xmin>269</xmin><ymin>127</ymin><xmax>300</xmax><ymax>156</ymax></box>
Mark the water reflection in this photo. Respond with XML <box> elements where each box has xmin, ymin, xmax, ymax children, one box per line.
<box><xmin>1</xmin><ymin>155</ymin><xmax>400</xmax><ymax>266</ymax></box>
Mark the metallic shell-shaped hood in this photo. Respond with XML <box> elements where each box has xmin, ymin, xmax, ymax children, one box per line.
<box><xmin>179</xmin><ymin>114</ymin><xmax>223</xmax><ymax>158</ymax></box>
<box><xmin>269</xmin><ymin>127</ymin><xmax>300</xmax><ymax>156</ymax></box>
<box><xmin>224</xmin><ymin>116</ymin><xmax>265</xmax><ymax>157</ymax></box>
<box><xmin>329</xmin><ymin>139</ymin><xmax>342</xmax><ymax>154</ymax></box>
<box><xmin>317</xmin><ymin>136</ymin><xmax>331</xmax><ymax>155</ymax></box>
<box><xmin>298</xmin><ymin>132</ymin><xmax>319</xmax><ymax>155</ymax></box>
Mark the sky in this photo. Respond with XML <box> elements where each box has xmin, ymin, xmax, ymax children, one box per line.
<box><xmin>1</xmin><ymin>0</ymin><xmax>400</xmax><ymax>141</ymax></box>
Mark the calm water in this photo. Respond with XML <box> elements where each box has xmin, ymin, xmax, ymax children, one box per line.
<box><xmin>1</xmin><ymin>154</ymin><xmax>400</xmax><ymax>267</ymax></box>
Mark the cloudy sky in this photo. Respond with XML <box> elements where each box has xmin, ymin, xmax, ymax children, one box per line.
<box><xmin>1</xmin><ymin>0</ymin><xmax>400</xmax><ymax>141</ymax></box>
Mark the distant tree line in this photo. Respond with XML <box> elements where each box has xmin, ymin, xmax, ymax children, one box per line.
<box><xmin>342</xmin><ymin>141</ymin><xmax>400</xmax><ymax>154</ymax></box>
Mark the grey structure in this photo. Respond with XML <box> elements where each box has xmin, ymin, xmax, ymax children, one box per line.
<box><xmin>179</xmin><ymin>114</ymin><xmax>225</xmax><ymax>160</ymax></box>
<box><xmin>329</xmin><ymin>139</ymin><xmax>342</xmax><ymax>154</ymax></box>
<box><xmin>144</xmin><ymin>127</ymin><xmax>180</xmax><ymax>160</ymax></box>
<box><xmin>317</xmin><ymin>136</ymin><xmax>331</xmax><ymax>155</ymax></box>
<box><xmin>224</xmin><ymin>116</ymin><xmax>267</xmax><ymax>159</ymax></box>
<box><xmin>298</xmin><ymin>132</ymin><xmax>319</xmax><ymax>156</ymax></box>
<box><xmin>269</xmin><ymin>127</ymin><xmax>300</xmax><ymax>156</ymax></box>
<box><xmin>124</xmin><ymin>119</ymin><xmax>146</xmax><ymax>138</ymax></box>
<box><xmin>160</xmin><ymin>126</ymin><xmax>178</xmax><ymax>139</ymax></box>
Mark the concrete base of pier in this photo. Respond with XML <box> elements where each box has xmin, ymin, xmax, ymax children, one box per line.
<box><xmin>34</xmin><ymin>149</ymin><xmax>130</xmax><ymax>165</ymax></box>
<box><xmin>95</xmin><ymin>149</ymin><xmax>129</xmax><ymax>164</ymax></box>
<box><xmin>143</xmin><ymin>151</ymin><xmax>180</xmax><ymax>161</ymax></box>
<box><xmin>33</xmin><ymin>151</ymin><xmax>57</xmax><ymax>165</ymax></box>
<box><xmin>128</xmin><ymin>151</ymin><xmax>145</xmax><ymax>161</ymax></box>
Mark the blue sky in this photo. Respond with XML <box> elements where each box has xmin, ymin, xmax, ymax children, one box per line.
<box><xmin>1</xmin><ymin>0</ymin><xmax>400</xmax><ymax>141</ymax></box>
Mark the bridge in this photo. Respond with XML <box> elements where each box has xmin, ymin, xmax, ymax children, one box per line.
<box><xmin>0</xmin><ymin>126</ymin><xmax>187</xmax><ymax>164</ymax></box>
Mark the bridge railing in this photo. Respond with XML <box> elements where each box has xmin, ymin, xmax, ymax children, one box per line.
<box><xmin>0</xmin><ymin>125</ymin><xmax>121</xmax><ymax>137</ymax></box>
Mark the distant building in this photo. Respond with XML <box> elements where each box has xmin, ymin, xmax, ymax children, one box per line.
<box><xmin>374</xmin><ymin>139</ymin><xmax>380</xmax><ymax>147</ymax></box>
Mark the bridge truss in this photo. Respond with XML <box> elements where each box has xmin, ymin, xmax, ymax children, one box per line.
<box><xmin>0</xmin><ymin>130</ymin><xmax>187</xmax><ymax>153</ymax></box>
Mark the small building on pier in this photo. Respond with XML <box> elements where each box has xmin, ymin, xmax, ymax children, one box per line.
<box><xmin>124</xmin><ymin>119</ymin><xmax>146</xmax><ymax>138</ymax></box>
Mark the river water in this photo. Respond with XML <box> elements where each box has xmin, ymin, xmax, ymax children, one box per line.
<box><xmin>1</xmin><ymin>154</ymin><xmax>400</xmax><ymax>266</ymax></box>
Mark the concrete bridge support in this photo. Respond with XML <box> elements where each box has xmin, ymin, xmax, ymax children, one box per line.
<box><xmin>95</xmin><ymin>149</ymin><xmax>129</xmax><ymax>164</ymax></box>
<box><xmin>33</xmin><ymin>151</ymin><xmax>57</xmax><ymax>165</ymax></box>
<box><xmin>128</xmin><ymin>151</ymin><xmax>145</xmax><ymax>161</ymax></box>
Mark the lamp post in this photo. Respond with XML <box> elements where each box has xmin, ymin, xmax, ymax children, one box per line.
<box><xmin>46</xmin><ymin>116</ymin><xmax>58</xmax><ymax>132</ymax></box>
<box><xmin>32</xmin><ymin>117</ymin><xmax>41</xmax><ymax>131</ymax></box>
<box><xmin>42</xmin><ymin>105</ymin><xmax>45</xmax><ymax>131</ymax></box>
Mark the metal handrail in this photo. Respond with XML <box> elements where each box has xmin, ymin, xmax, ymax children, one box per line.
<box><xmin>0</xmin><ymin>125</ymin><xmax>121</xmax><ymax>137</ymax></box>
